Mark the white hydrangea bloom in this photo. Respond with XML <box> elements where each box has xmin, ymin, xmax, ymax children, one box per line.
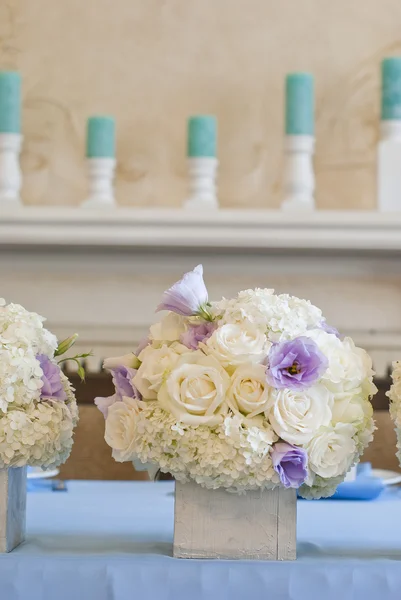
<box><xmin>388</xmin><ymin>361</ymin><xmax>401</xmax><ymax>464</ymax></box>
<box><xmin>214</xmin><ymin>289</ymin><xmax>323</xmax><ymax>342</ymax></box>
<box><xmin>0</xmin><ymin>300</ymin><xmax>78</xmax><ymax>468</ymax></box>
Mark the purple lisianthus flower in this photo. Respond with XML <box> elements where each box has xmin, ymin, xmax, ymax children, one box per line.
<box><xmin>95</xmin><ymin>366</ymin><xmax>141</xmax><ymax>419</ymax></box>
<box><xmin>271</xmin><ymin>442</ymin><xmax>308</xmax><ymax>489</ymax></box>
<box><xmin>37</xmin><ymin>354</ymin><xmax>67</xmax><ymax>401</ymax></box>
<box><xmin>156</xmin><ymin>264</ymin><xmax>209</xmax><ymax>317</ymax></box>
<box><xmin>181</xmin><ymin>321</ymin><xmax>217</xmax><ymax>350</ymax></box>
<box><xmin>266</xmin><ymin>336</ymin><xmax>328</xmax><ymax>391</ymax></box>
<box><xmin>319</xmin><ymin>320</ymin><xmax>341</xmax><ymax>339</ymax></box>
<box><xmin>112</xmin><ymin>366</ymin><xmax>141</xmax><ymax>401</ymax></box>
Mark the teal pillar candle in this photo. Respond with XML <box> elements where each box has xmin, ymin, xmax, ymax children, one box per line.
<box><xmin>381</xmin><ymin>57</ymin><xmax>401</xmax><ymax>120</ymax></box>
<box><xmin>86</xmin><ymin>116</ymin><xmax>115</xmax><ymax>158</ymax></box>
<box><xmin>285</xmin><ymin>73</ymin><xmax>314</xmax><ymax>135</ymax></box>
<box><xmin>0</xmin><ymin>72</ymin><xmax>21</xmax><ymax>133</ymax></box>
<box><xmin>187</xmin><ymin>115</ymin><xmax>217</xmax><ymax>158</ymax></box>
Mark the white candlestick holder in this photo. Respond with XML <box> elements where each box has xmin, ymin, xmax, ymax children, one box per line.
<box><xmin>183</xmin><ymin>157</ymin><xmax>219</xmax><ymax>210</ymax></box>
<box><xmin>0</xmin><ymin>133</ymin><xmax>22</xmax><ymax>207</ymax></box>
<box><xmin>281</xmin><ymin>135</ymin><xmax>315</xmax><ymax>211</ymax></box>
<box><xmin>81</xmin><ymin>157</ymin><xmax>116</xmax><ymax>208</ymax></box>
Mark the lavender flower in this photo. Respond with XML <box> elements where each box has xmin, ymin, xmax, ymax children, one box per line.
<box><xmin>266</xmin><ymin>336</ymin><xmax>328</xmax><ymax>391</ymax></box>
<box><xmin>271</xmin><ymin>442</ymin><xmax>308</xmax><ymax>488</ymax></box>
<box><xmin>37</xmin><ymin>354</ymin><xmax>67</xmax><ymax>401</ymax></box>
<box><xmin>156</xmin><ymin>265</ymin><xmax>210</xmax><ymax>318</ymax></box>
<box><xmin>319</xmin><ymin>320</ymin><xmax>341</xmax><ymax>339</ymax></box>
<box><xmin>181</xmin><ymin>321</ymin><xmax>217</xmax><ymax>350</ymax></box>
<box><xmin>95</xmin><ymin>366</ymin><xmax>141</xmax><ymax>419</ymax></box>
<box><xmin>112</xmin><ymin>366</ymin><xmax>141</xmax><ymax>401</ymax></box>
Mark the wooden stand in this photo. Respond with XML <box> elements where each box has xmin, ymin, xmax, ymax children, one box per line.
<box><xmin>173</xmin><ymin>480</ymin><xmax>296</xmax><ymax>560</ymax></box>
<box><xmin>0</xmin><ymin>467</ymin><xmax>27</xmax><ymax>553</ymax></box>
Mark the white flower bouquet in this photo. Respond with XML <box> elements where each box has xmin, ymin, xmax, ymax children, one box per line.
<box><xmin>97</xmin><ymin>266</ymin><xmax>376</xmax><ymax>498</ymax></box>
<box><xmin>0</xmin><ymin>299</ymin><xmax>82</xmax><ymax>469</ymax></box>
<box><xmin>388</xmin><ymin>361</ymin><xmax>401</xmax><ymax>465</ymax></box>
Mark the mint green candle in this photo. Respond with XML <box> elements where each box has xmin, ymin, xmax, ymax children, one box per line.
<box><xmin>187</xmin><ymin>115</ymin><xmax>217</xmax><ymax>157</ymax></box>
<box><xmin>0</xmin><ymin>72</ymin><xmax>21</xmax><ymax>133</ymax></box>
<box><xmin>86</xmin><ymin>116</ymin><xmax>115</xmax><ymax>158</ymax></box>
<box><xmin>381</xmin><ymin>57</ymin><xmax>401</xmax><ymax>120</ymax></box>
<box><xmin>285</xmin><ymin>73</ymin><xmax>314</xmax><ymax>135</ymax></box>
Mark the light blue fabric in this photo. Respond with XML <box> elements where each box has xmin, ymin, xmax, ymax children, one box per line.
<box><xmin>1</xmin><ymin>480</ymin><xmax>401</xmax><ymax>600</ymax></box>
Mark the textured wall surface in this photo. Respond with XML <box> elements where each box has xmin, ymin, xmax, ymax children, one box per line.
<box><xmin>2</xmin><ymin>0</ymin><xmax>400</xmax><ymax>208</ymax></box>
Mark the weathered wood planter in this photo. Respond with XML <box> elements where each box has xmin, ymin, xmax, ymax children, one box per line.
<box><xmin>173</xmin><ymin>480</ymin><xmax>296</xmax><ymax>560</ymax></box>
<box><xmin>0</xmin><ymin>467</ymin><xmax>27</xmax><ymax>553</ymax></box>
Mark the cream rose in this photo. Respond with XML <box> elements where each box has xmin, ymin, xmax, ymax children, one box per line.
<box><xmin>203</xmin><ymin>323</ymin><xmax>270</xmax><ymax>368</ymax></box>
<box><xmin>105</xmin><ymin>396</ymin><xmax>140</xmax><ymax>461</ymax></box>
<box><xmin>149</xmin><ymin>312</ymin><xmax>187</xmax><ymax>344</ymax></box>
<box><xmin>269</xmin><ymin>384</ymin><xmax>332</xmax><ymax>444</ymax></box>
<box><xmin>133</xmin><ymin>343</ymin><xmax>187</xmax><ymax>400</ymax></box>
<box><xmin>331</xmin><ymin>393</ymin><xmax>373</xmax><ymax>427</ymax></box>
<box><xmin>158</xmin><ymin>351</ymin><xmax>230</xmax><ymax>426</ymax></box>
<box><xmin>228</xmin><ymin>364</ymin><xmax>273</xmax><ymax>418</ymax></box>
<box><xmin>307</xmin><ymin>423</ymin><xmax>356</xmax><ymax>478</ymax></box>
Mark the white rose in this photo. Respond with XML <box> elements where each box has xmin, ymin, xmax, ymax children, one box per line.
<box><xmin>203</xmin><ymin>323</ymin><xmax>270</xmax><ymax>368</ymax></box>
<box><xmin>269</xmin><ymin>384</ymin><xmax>332</xmax><ymax>444</ymax></box>
<box><xmin>103</xmin><ymin>353</ymin><xmax>140</xmax><ymax>370</ymax></box>
<box><xmin>149</xmin><ymin>312</ymin><xmax>187</xmax><ymax>344</ymax></box>
<box><xmin>307</xmin><ymin>330</ymin><xmax>374</xmax><ymax>397</ymax></box>
<box><xmin>105</xmin><ymin>397</ymin><xmax>140</xmax><ymax>461</ymax></box>
<box><xmin>307</xmin><ymin>423</ymin><xmax>356</xmax><ymax>478</ymax></box>
<box><xmin>228</xmin><ymin>364</ymin><xmax>273</xmax><ymax>418</ymax></box>
<box><xmin>158</xmin><ymin>351</ymin><xmax>230</xmax><ymax>426</ymax></box>
<box><xmin>133</xmin><ymin>343</ymin><xmax>187</xmax><ymax>400</ymax></box>
<box><xmin>331</xmin><ymin>393</ymin><xmax>373</xmax><ymax>427</ymax></box>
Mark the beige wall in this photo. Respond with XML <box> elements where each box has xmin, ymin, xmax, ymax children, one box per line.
<box><xmin>2</xmin><ymin>0</ymin><xmax>400</xmax><ymax>209</ymax></box>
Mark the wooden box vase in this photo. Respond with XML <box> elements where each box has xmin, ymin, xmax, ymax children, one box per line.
<box><xmin>0</xmin><ymin>467</ymin><xmax>27</xmax><ymax>552</ymax></box>
<box><xmin>173</xmin><ymin>480</ymin><xmax>296</xmax><ymax>560</ymax></box>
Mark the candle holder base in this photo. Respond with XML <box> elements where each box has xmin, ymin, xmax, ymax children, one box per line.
<box><xmin>184</xmin><ymin>157</ymin><xmax>219</xmax><ymax>211</ymax></box>
<box><xmin>0</xmin><ymin>133</ymin><xmax>22</xmax><ymax>208</ymax></box>
<box><xmin>81</xmin><ymin>157</ymin><xmax>116</xmax><ymax>209</ymax></box>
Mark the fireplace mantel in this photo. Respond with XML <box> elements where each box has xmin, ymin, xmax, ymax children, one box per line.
<box><xmin>1</xmin><ymin>207</ymin><xmax>401</xmax><ymax>377</ymax></box>
<box><xmin>3</xmin><ymin>207</ymin><xmax>401</xmax><ymax>252</ymax></box>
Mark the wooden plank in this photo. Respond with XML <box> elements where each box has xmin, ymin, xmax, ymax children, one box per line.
<box><xmin>0</xmin><ymin>467</ymin><xmax>27</xmax><ymax>553</ymax></box>
<box><xmin>174</xmin><ymin>480</ymin><xmax>296</xmax><ymax>560</ymax></box>
<box><xmin>277</xmin><ymin>488</ymin><xmax>297</xmax><ymax>560</ymax></box>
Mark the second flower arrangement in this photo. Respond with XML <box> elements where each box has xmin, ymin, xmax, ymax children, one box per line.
<box><xmin>96</xmin><ymin>265</ymin><xmax>376</xmax><ymax>498</ymax></box>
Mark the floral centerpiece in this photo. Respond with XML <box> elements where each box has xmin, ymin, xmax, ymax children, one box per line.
<box><xmin>0</xmin><ymin>299</ymin><xmax>83</xmax><ymax>469</ymax></box>
<box><xmin>388</xmin><ymin>361</ymin><xmax>401</xmax><ymax>465</ymax></box>
<box><xmin>96</xmin><ymin>265</ymin><xmax>376</xmax><ymax>500</ymax></box>
<box><xmin>0</xmin><ymin>298</ymin><xmax>86</xmax><ymax>551</ymax></box>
